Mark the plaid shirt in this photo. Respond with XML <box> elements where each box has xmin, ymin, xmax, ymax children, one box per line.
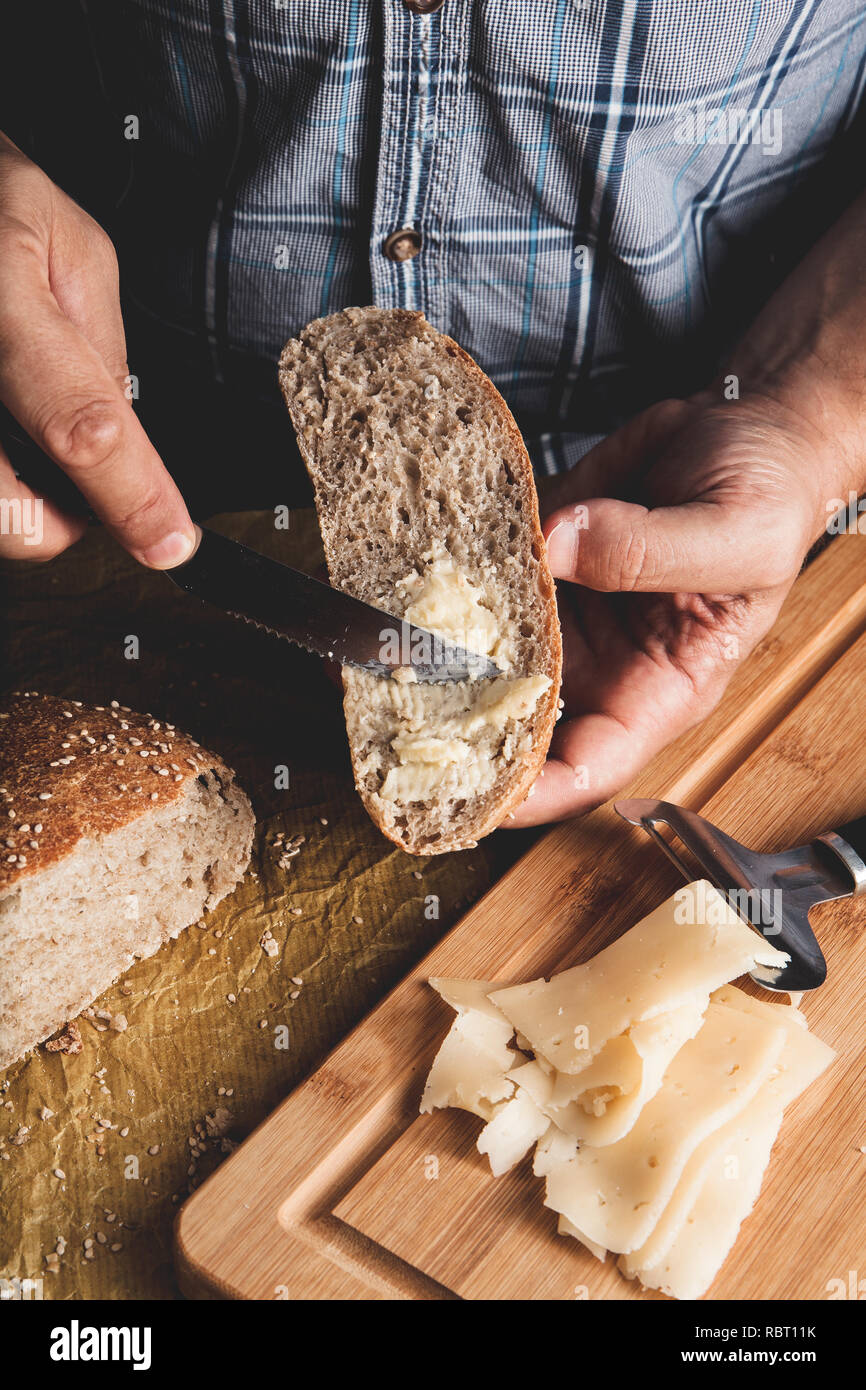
<box><xmin>57</xmin><ymin>2</ymin><xmax>866</xmax><ymax>472</ymax></box>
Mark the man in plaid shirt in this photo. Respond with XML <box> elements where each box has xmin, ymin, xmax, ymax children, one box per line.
<box><xmin>1</xmin><ymin>1</ymin><xmax>865</xmax><ymax>822</ymax></box>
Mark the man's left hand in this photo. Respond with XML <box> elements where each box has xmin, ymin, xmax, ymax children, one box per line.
<box><xmin>510</xmin><ymin>391</ymin><xmax>834</xmax><ymax>825</ymax></box>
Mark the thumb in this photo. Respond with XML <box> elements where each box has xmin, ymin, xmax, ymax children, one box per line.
<box><xmin>544</xmin><ymin>496</ymin><xmax>790</xmax><ymax>594</ymax></box>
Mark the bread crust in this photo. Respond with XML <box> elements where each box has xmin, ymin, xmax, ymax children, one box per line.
<box><xmin>279</xmin><ymin>308</ymin><xmax>562</xmax><ymax>854</ymax></box>
<box><xmin>0</xmin><ymin>692</ymin><xmax>254</xmax><ymax>1070</ymax></box>
<box><xmin>0</xmin><ymin>691</ymin><xmax>232</xmax><ymax>891</ymax></box>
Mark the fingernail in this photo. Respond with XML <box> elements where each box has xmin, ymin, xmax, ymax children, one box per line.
<box><xmin>545</xmin><ymin>516</ymin><xmax>580</xmax><ymax>577</ymax></box>
<box><xmin>138</xmin><ymin>529</ymin><xmax>197</xmax><ymax>569</ymax></box>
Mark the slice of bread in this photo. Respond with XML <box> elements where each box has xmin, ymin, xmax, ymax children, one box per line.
<box><xmin>0</xmin><ymin>692</ymin><xmax>254</xmax><ymax>1070</ymax></box>
<box><xmin>279</xmin><ymin>307</ymin><xmax>561</xmax><ymax>854</ymax></box>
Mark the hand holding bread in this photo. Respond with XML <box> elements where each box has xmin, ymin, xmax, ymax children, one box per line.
<box><xmin>511</xmin><ymin>394</ymin><xmax>826</xmax><ymax>826</ymax></box>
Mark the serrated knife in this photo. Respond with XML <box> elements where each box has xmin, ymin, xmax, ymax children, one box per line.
<box><xmin>165</xmin><ymin>525</ymin><xmax>499</xmax><ymax>683</ymax></box>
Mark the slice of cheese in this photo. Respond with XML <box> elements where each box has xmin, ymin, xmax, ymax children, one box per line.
<box><xmin>620</xmin><ymin>1101</ymin><xmax>784</xmax><ymax>1284</ymax></box>
<box><xmin>630</xmin><ymin>1106</ymin><xmax>784</xmax><ymax>1300</ymax></box>
<box><xmin>420</xmin><ymin>978</ymin><xmax>518</xmax><ymax>1120</ymax></box>
<box><xmin>626</xmin><ymin>992</ymin><xmax>835</xmax><ymax>1299</ymax></box>
<box><xmin>477</xmin><ymin>1087</ymin><xmax>550</xmax><ymax>1176</ymax></box>
<box><xmin>533</xmin><ymin>1124</ymin><xmax>579</xmax><ymax>1178</ymax></box>
<box><xmin>489</xmin><ymin>883</ymin><xmax>788</xmax><ymax>1075</ymax></box>
<box><xmin>429</xmin><ymin>977</ymin><xmax>513</xmax><ymax>1023</ymax></box>
<box><xmin>543</xmin><ymin>1003</ymin><xmax>787</xmax><ymax>1252</ymax></box>
<box><xmin>516</xmin><ymin>1031</ymin><xmax>555</xmax><ymax>1075</ymax></box>
<box><xmin>619</xmin><ymin>988</ymin><xmax>835</xmax><ymax>1282</ymax></box>
<box><xmin>547</xmin><ymin>1002</ymin><xmax>705</xmax><ymax>1146</ymax></box>
<box><xmin>558</xmin><ymin>1213</ymin><xmax>607</xmax><ymax>1263</ymax></box>
<box><xmin>713</xmin><ymin>987</ymin><xmax>834</xmax><ymax>1114</ymax></box>
<box><xmin>549</xmin><ymin>1034</ymin><xmax>642</xmax><ymax>1113</ymax></box>
<box><xmin>710</xmin><ymin>982</ymin><xmax>808</xmax><ymax>1030</ymax></box>
<box><xmin>508</xmin><ymin>1057</ymin><xmax>555</xmax><ymax>1110</ymax></box>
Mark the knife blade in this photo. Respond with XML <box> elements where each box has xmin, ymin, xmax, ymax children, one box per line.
<box><xmin>165</xmin><ymin>526</ymin><xmax>500</xmax><ymax>683</ymax></box>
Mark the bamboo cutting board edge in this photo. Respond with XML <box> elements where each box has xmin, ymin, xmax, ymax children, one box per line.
<box><xmin>174</xmin><ymin>536</ymin><xmax>866</xmax><ymax>1300</ymax></box>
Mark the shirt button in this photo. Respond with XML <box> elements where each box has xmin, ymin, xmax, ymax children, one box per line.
<box><xmin>383</xmin><ymin>227</ymin><xmax>423</xmax><ymax>262</ymax></box>
<box><xmin>402</xmin><ymin>0</ymin><xmax>445</xmax><ymax>12</ymax></box>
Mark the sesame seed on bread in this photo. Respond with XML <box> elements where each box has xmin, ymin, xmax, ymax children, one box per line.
<box><xmin>0</xmin><ymin>691</ymin><xmax>224</xmax><ymax>891</ymax></box>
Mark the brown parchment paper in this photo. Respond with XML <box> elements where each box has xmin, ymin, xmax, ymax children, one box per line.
<box><xmin>0</xmin><ymin>511</ymin><xmax>526</xmax><ymax>1299</ymax></box>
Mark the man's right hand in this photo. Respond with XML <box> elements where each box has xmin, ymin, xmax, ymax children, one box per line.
<box><xmin>0</xmin><ymin>133</ymin><xmax>195</xmax><ymax>565</ymax></box>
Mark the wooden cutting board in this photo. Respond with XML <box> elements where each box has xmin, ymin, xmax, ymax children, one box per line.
<box><xmin>174</xmin><ymin>536</ymin><xmax>866</xmax><ymax>1300</ymax></box>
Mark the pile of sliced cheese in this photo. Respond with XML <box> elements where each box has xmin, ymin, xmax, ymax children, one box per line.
<box><xmin>420</xmin><ymin>881</ymin><xmax>834</xmax><ymax>1299</ymax></box>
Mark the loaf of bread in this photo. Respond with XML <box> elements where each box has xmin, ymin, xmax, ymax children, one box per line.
<box><xmin>279</xmin><ymin>307</ymin><xmax>562</xmax><ymax>854</ymax></box>
<box><xmin>0</xmin><ymin>692</ymin><xmax>254</xmax><ymax>1070</ymax></box>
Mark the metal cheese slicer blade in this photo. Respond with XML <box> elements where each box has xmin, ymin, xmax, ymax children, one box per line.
<box><xmin>614</xmin><ymin>798</ymin><xmax>866</xmax><ymax>992</ymax></box>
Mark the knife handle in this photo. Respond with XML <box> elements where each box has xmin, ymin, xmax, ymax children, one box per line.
<box><xmin>815</xmin><ymin>817</ymin><xmax>866</xmax><ymax>896</ymax></box>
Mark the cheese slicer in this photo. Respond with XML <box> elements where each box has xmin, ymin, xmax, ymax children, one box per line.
<box><xmin>613</xmin><ymin>799</ymin><xmax>866</xmax><ymax>992</ymax></box>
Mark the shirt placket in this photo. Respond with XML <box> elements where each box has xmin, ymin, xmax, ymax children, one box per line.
<box><xmin>370</xmin><ymin>0</ymin><xmax>469</xmax><ymax>330</ymax></box>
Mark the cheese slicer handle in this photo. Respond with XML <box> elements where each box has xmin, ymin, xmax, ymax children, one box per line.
<box><xmin>815</xmin><ymin>817</ymin><xmax>866</xmax><ymax>896</ymax></box>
